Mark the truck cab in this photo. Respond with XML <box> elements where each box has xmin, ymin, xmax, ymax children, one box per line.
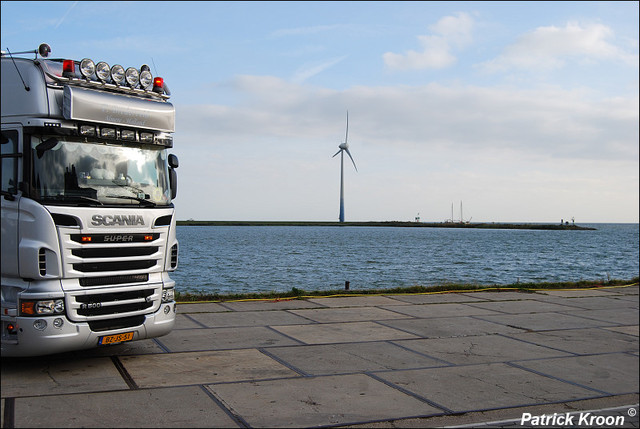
<box><xmin>1</xmin><ymin>44</ymin><xmax>179</xmax><ymax>357</ymax></box>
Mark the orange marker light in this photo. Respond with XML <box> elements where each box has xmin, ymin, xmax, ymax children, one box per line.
<box><xmin>21</xmin><ymin>301</ymin><xmax>35</xmax><ymax>315</ymax></box>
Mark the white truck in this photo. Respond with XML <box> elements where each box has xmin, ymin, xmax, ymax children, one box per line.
<box><xmin>1</xmin><ymin>44</ymin><xmax>178</xmax><ymax>357</ymax></box>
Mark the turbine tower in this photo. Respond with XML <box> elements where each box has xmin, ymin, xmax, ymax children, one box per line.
<box><xmin>332</xmin><ymin>111</ymin><xmax>357</xmax><ymax>223</ymax></box>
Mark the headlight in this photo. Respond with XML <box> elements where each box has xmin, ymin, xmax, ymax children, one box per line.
<box><xmin>162</xmin><ymin>288</ymin><xmax>175</xmax><ymax>303</ymax></box>
<box><xmin>21</xmin><ymin>299</ymin><xmax>65</xmax><ymax>316</ymax></box>
<box><xmin>111</xmin><ymin>64</ymin><xmax>125</xmax><ymax>85</ymax></box>
<box><xmin>96</xmin><ymin>61</ymin><xmax>110</xmax><ymax>82</ymax></box>
<box><xmin>80</xmin><ymin>58</ymin><xmax>95</xmax><ymax>79</ymax></box>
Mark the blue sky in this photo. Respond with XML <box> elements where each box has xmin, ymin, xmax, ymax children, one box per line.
<box><xmin>2</xmin><ymin>1</ymin><xmax>638</xmax><ymax>222</ymax></box>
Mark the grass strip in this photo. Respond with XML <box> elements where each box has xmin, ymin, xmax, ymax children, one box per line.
<box><xmin>175</xmin><ymin>277</ymin><xmax>638</xmax><ymax>303</ymax></box>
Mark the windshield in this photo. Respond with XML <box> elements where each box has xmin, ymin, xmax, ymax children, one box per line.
<box><xmin>30</xmin><ymin>136</ymin><xmax>172</xmax><ymax>206</ymax></box>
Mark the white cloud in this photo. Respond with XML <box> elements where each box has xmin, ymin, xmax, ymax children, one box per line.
<box><xmin>480</xmin><ymin>21</ymin><xmax>639</xmax><ymax>72</ymax></box>
<box><xmin>383</xmin><ymin>12</ymin><xmax>474</xmax><ymax>70</ymax></box>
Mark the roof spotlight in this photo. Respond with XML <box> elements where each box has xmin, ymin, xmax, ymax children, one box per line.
<box><xmin>110</xmin><ymin>64</ymin><xmax>125</xmax><ymax>86</ymax></box>
<box><xmin>96</xmin><ymin>61</ymin><xmax>110</xmax><ymax>82</ymax></box>
<box><xmin>125</xmin><ymin>67</ymin><xmax>140</xmax><ymax>87</ymax></box>
<box><xmin>139</xmin><ymin>70</ymin><xmax>153</xmax><ymax>89</ymax></box>
<box><xmin>80</xmin><ymin>58</ymin><xmax>95</xmax><ymax>79</ymax></box>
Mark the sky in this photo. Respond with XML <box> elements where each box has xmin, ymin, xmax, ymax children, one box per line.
<box><xmin>1</xmin><ymin>1</ymin><xmax>638</xmax><ymax>223</ymax></box>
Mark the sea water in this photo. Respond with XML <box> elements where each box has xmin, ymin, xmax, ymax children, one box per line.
<box><xmin>172</xmin><ymin>223</ymin><xmax>639</xmax><ymax>295</ymax></box>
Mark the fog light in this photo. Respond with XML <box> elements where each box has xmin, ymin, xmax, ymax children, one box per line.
<box><xmin>80</xmin><ymin>58</ymin><xmax>95</xmax><ymax>79</ymax></box>
<box><xmin>111</xmin><ymin>64</ymin><xmax>125</xmax><ymax>85</ymax></box>
<box><xmin>53</xmin><ymin>318</ymin><xmax>64</xmax><ymax>329</ymax></box>
<box><xmin>164</xmin><ymin>305</ymin><xmax>170</xmax><ymax>314</ymax></box>
<box><xmin>125</xmin><ymin>67</ymin><xmax>139</xmax><ymax>87</ymax></box>
<box><xmin>33</xmin><ymin>319</ymin><xmax>47</xmax><ymax>331</ymax></box>
<box><xmin>96</xmin><ymin>61</ymin><xmax>110</xmax><ymax>82</ymax></box>
<box><xmin>140</xmin><ymin>70</ymin><xmax>153</xmax><ymax>89</ymax></box>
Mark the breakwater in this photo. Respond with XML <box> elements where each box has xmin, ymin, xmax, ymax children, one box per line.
<box><xmin>177</xmin><ymin>220</ymin><xmax>595</xmax><ymax>230</ymax></box>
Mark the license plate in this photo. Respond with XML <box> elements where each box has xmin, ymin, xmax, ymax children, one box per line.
<box><xmin>98</xmin><ymin>332</ymin><xmax>134</xmax><ymax>345</ymax></box>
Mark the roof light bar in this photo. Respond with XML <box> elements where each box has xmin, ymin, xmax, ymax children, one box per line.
<box><xmin>53</xmin><ymin>55</ymin><xmax>169</xmax><ymax>98</ymax></box>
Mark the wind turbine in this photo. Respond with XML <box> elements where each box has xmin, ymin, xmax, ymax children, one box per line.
<box><xmin>332</xmin><ymin>111</ymin><xmax>357</xmax><ymax>223</ymax></box>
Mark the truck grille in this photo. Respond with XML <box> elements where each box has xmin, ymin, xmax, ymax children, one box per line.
<box><xmin>60</xmin><ymin>231</ymin><xmax>167</xmax><ymax>280</ymax></box>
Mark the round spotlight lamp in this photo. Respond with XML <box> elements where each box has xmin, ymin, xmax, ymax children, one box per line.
<box><xmin>125</xmin><ymin>67</ymin><xmax>140</xmax><ymax>87</ymax></box>
<box><xmin>111</xmin><ymin>64</ymin><xmax>125</xmax><ymax>85</ymax></box>
<box><xmin>139</xmin><ymin>70</ymin><xmax>153</xmax><ymax>89</ymax></box>
<box><xmin>79</xmin><ymin>58</ymin><xmax>95</xmax><ymax>79</ymax></box>
<box><xmin>96</xmin><ymin>61</ymin><xmax>111</xmax><ymax>82</ymax></box>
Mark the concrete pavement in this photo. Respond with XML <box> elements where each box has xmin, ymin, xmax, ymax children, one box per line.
<box><xmin>2</xmin><ymin>285</ymin><xmax>638</xmax><ymax>428</ymax></box>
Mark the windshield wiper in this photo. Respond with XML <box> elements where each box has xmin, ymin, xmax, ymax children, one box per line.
<box><xmin>44</xmin><ymin>194</ymin><xmax>103</xmax><ymax>205</ymax></box>
<box><xmin>105</xmin><ymin>195</ymin><xmax>156</xmax><ymax>207</ymax></box>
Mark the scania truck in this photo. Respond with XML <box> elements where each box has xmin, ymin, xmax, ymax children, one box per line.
<box><xmin>1</xmin><ymin>44</ymin><xmax>178</xmax><ymax>357</ymax></box>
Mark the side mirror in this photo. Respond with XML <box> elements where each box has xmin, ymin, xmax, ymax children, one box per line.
<box><xmin>168</xmin><ymin>153</ymin><xmax>179</xmax><ymax>169</ymax></box>
<box><xmin>168</xmin><ymin>154</ymin><xmax>178</xmax><ymax>199</ymax></box>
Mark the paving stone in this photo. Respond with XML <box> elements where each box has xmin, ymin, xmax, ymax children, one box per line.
<box><xmin>206</xmin><ymin>373</ymin><xmax>443</xmax><ymax>428</ymax></box>
<box><xmin>177</xmin><ymin>302</ymin><xmax>230</xmax><ymax>313</ymax></box>
<box><xmin>563</xmin><ymin>308</ymin><xmax>640</xmax><ymax>326</ymax></box>
<box><xmin>394</xmin><ymin>334</ymin><xmax>573</xmax><ymax>365</ymax></box>
<box><xmin>13</xmin><ymin>386</ymin><xmax>239</xmax><ymax>428</ymax></box>
<box><xmin>380</xmin><ymin>316</ymin><xmax>525</xmax><ymax>338</ymax></box>
<box><xmin>541</xmin><ymin>296</ymin><xmax>639</xmax><ymax>310</ymax></box>
<box><xmin>272</xmin><ymin>321</ymin><xmax>419</xmax><ymax>345</ymax></box>
<box><xmin>307</xmin><ymin>296</ymin><xmax>407</xmax><ymax>307</ymax></box>
<box><xmin>475</xmin><ymin>312</ymin><xmax>616</xmax><ymax>331</ymax></box>
<box><xmin>375</xmin><ymin>363</ymin><xmax>601</xmax><ymax>413</ymax></box>
<box><xmin>1</xmin><ymin>357</ymin><xmax>127</xmax><ymax>398</ymax></box>
<box><xmin>539</xmin><ymin>289</ymin><xmax>625</xmax><ymax>298</ymax></box>
<box><xmin>384</xmin><ymin>293</ymin><xmax>489</xmax><ymax>304</ymax></box>
<box><xmin>175</xmin><ymin>313</ymin><xmax>207</xmax><ymax>329</ymax></box>
<box><xmin>266</xmin><ymin>341</ymin><xmax>446</xmax><ymax>375</ymax></box>
<box><xmin>604</xmin><ymin>325</ymin><xmax>639</xmax><ymax>337</ymax></box>
<box><xmin>120</xmin><ymin>349</ymin><xmax>299</xmax><ymax>388</ymax></box>
<box><xmin>459</xmin><ymin>291</ymin><xmax>543</xmax><ymax>301</ymax></box>
<box><xmin>218</xmin><ymin>299</ymin><xmax>325</xmax><ymax>312</ymax></box>
<box><xmin>466</xmin><ymin>300</ymin><xmax>582</xmax><ymax>314</ymax></box>
<box><xmin>507</xmin><ymin>328</ymin><xmax>639</xmax><ymax>355</ymax></box>
<box><xmin>155</xmin><ymin>326</ymin><xmax>302</xmax><ymax>352</ymax></box>
<box><xmin>289</xmin><ymin>306</ymin><xmax>411</xmax><ymax>323</ymax></box>
<box><xmin>379</xmin><ymin>303</ymin><xmax>502</xmax><ymax>318</ymax></box>
<box><xmin>188</xmin><ymin>309</ymin><xmax>314</xmax><ymax>328</ymax></box>
<box><xmin>514</xmin><ymin>353</ymin><xmax>640</xmax><ymax>395</ymax></box>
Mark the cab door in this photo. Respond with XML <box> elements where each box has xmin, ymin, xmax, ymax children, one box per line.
<box><xmin>1</xmin><ymin>128</ymin><xmax>22</xmax><ymax>277</ymax></box>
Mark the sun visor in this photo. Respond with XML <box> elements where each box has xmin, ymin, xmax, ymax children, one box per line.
<box><xmin>63</xmin><ymin>86</ymin><xmax>175</xmax><ymax>132</ymax></box>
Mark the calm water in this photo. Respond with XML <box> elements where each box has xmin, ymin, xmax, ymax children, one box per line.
<box><xmin>172</xmin><ymin>224</ymin><xmax>639</xmax><ymax>295</ymax></box>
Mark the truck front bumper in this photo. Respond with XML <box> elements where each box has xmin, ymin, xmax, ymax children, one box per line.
<box><xmin>1</xmin><ymin>302</ymin><xmax>175</xmax><ymax>357</ymax></box>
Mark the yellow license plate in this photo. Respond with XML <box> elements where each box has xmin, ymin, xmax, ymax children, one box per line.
<box><xmin>98</xmin><ymin>332</ymin><xmax>134</xmax><ymax>345</ymax></box>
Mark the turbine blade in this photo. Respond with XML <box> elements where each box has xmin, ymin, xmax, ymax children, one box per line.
<box><xmin>332</xmin><ymin>149</ymin><xmax>342</xmax><ymax>158</ymax></box>
<box><xmin>344</xmin><ymin>110</ymin><xmax>349</xmax><ymax>144</ymax></box>
<box><xmin>345</xmin><ymin>148</ymin><xmax>357</xmax><ymax>172</ymax></box>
